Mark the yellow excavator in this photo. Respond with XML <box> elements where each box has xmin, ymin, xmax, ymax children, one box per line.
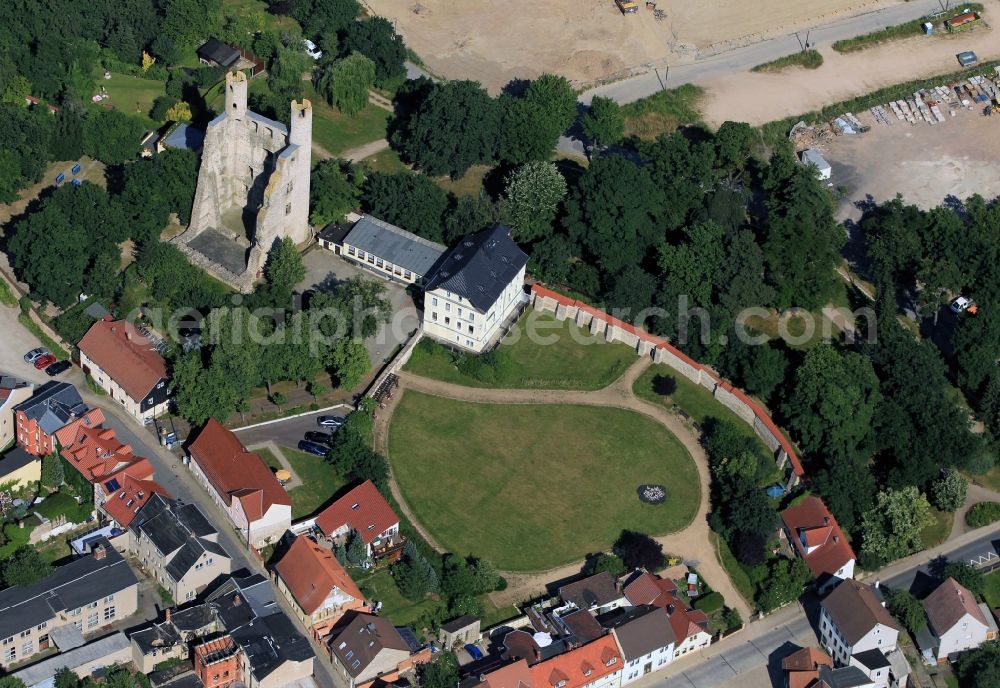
<box><xmin>615</xmin><ymin>0</ymin><xmax>638</xmax><ymax>14</ymax></box>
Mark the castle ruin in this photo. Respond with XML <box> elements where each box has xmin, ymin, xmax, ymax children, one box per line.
<box><xmin>174</xmin><ymin>71</ymin><xmax>312</xmax><ymax>293</ymax></box>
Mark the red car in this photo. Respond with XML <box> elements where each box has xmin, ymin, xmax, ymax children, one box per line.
<box><xmin>33</xmin><ymin>353</ymin><xmax>57</xmax><ymax>370</ymax></box>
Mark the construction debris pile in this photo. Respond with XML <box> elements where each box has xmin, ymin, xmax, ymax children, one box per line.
<box><xmin>868</xmin><ymin>68</ymin><xmax>1000</xmax><ymax>127</ymax></box>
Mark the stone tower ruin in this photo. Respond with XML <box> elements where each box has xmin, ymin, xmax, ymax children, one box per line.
<box><xmin>174</xmin><ymin>71</ymin><xmax>312</xmax><ymax>293</ymax></box>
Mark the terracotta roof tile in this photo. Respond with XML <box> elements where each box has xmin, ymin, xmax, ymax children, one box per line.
<box><xmin>782</xmin><ymin>647</ymin><xmax>832</xmax><ymax>672</ymax></box>
<box><xmin>61</xmin><ymin>424</ymin><xmax>141</xmax><ymax>482</ymax></box>
<box><xmin>78</xmin><ymin>319</ymin><xmax>168</xmax><ymax>401</ymax></box>
<box><xmin>781</xmin><ymin>497</ymin><xmax>856</xmax><ymax>582</ymax></box>
<box><xmin>101</xmin><ymin>473</ymin><xmax>170</xmax><ymax>527</ymax></box>
<box><xmin>51</xmin><ymin>407</ymin><xmax>106</xmax><ymax>449</ymax></box>
<box><xmin>483</xmin><ymin>659</ymin><xmax>533</xmax><ymax>688</ymax></box>
<box><xmin>188</xmin><ymin>419</ymin><xmax>290</xmax><ymax>521</ymax></box>
<box><xmin>315</xmin><ymin>480</ymin><xmax>398</xmax><ymax>544</ymax></box>
<box><xmin>528</xmin><ymin>636</ymin><xmax>621</xmax><ymax>688</ymax></box>
<box><xmin>275</xmin><ymin>536</ymin><xmax>363</xmax><ymax>615</ymax></box>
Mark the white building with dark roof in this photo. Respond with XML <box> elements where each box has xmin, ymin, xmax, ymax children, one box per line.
<box><xmin>318</xmin><ymin>214</ymin><xmax>446</xmax><ymax>286</ymax></box>
<box><xmin>422</xmin><ymin>224</ymin><xmax>528</xmax><ymax>352</ymax></box>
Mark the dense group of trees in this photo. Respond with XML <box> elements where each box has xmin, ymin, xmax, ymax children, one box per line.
<box><xmin>390</xmin><ymin>74</ymin><xmax>578</xmax><ymax>178</ymax></box>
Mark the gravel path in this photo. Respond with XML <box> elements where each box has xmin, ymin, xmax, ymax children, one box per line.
<box><xmin>373</xmin><ymin>356</ymin><xmax>754</xmax><ymax>618</ymax></box>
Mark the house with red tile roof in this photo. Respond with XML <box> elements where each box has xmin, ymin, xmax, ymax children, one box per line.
<box><xmin>274</xmin><ymin>535</ymin><xmax>366</xmax><ymax>636</ymax></box>
<box><xmin>780</xmin><ymin>647</ymin><xmax>878</xmax><ymax>688</ymax></box>
<box><xmin>482</xmin><ymin>659</ymin><xmax>534</xmax><ymax>688</ymax></box>
<box><xmin>621</xmin><ymin>571</ymin><xmax>710</xmax><ymax>657</ymax></box>
<box><xmin>99</xmin><ymin>470</ymin><xmax>170</xmax><ymax>528</ymax></box>
<box><xmin>78</xmin><ymin>318</ymin><xmax>170</xmax><ymax>425</ymax></box>
<box><xmin>315</xmin><ymin>480</ymin><xmax>403</xmax><ymax>561</ymax></box>
<box><xmin>781</xmin><ymin>496</ymin><xmax>856</xmax><ymax>593</ymax></box>
<box><xmin>528</xmin><ymin>635</ymin><xmax>622</xmax><ymax>688</ymax></box>
<box><xmin>60</xmin><ymin>424</ymin><xmax>139</xmax><ymax>482</ymax></box>
<box><xmin>187</xmin><ymin>419</ymin><xmax>291</xmax><ymax>548</ymax></box>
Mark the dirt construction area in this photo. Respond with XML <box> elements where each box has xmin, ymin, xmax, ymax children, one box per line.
<box><xmin>365</xmin><ymin>0</ymin><xmax>888</xmax><ymax>91</ymax></box>
<box><xmin>820</xmin><ymin>100</ymin><xmax>1000</xmax><ymax>222</ymax></box>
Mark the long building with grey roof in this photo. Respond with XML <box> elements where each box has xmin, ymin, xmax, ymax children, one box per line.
<box><xmin>0</xmin><ymin>539</ymin><xmax>138</xmax><ymax>669</ymax></box>
<box><xmin>318</xmin><ymin>214</ymin><xmax>446</xmax><ymax>286</ymax></box>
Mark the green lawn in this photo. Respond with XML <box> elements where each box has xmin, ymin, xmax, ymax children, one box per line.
<box><xmin>356</xmin><ymin>569</ymin><xmax>443</xmax><ymax>627</ymax></box>
<box><xmin>278</xmin><ymin>446</ymin><xmax>348</xmax><ymax>519</ymax></box>
<box><xmin>404</xmin><ymin>312</ymin><xmax>637</xmax><ymax>391</ymax></box>
<box><xmin>983</xmin><ymin>570</ymin><xmax>1000</xmax><ymax>608</ymax></box>
<box><xmin>35</xmin><ymin>492</ymin><xmax>94</xmax><ymax>524</ymax></box>
<box><xmin>388</xmin><ymin>392</ymin><xmax>700</xmax><ymax>571</ymax></box>
<box><xmin>433</xmin><ymin>165</ymin><xmax>491</xmax><ymax>197</ymax></box>
<box><xmin>751</xmin><ymin>50</ymin><xmax>823</xmax><ymax>73</ymax></box>
<box><xmin>360</xmin><ymin>147</ymin><xmax>410</xmax><ymax>173</ymax></box>
<box><xmin>93</xmin><ymin>71</ymin><xmax>167</xmax><ymax>128</ymax></box>
<box><xmin>620</xmin><ymin>83</ymin><xmax>703</xmax><ymax>140</ymax></box>
<box><xmin>308</xmin><ymin>85</ymin><xmax>390</xmax><ymax>156</ymax></box>
<box><xmin>920</xmin><ymin>507</ymin><xmax>954</xmax><ymax>549</ymax></box>
<box><xmin>257</xmin><ymin>447</ymin><xmax>283</xmax><ymax>471</ymax></box>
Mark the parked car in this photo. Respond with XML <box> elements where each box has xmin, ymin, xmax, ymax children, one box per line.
<box><xmin>957</xmin><ymin>50</ymin><xmax>978</xmax><ymax>67</ymax></box>
<box><xmin>317</xmin><ymin>415</ymin><xmax>346</xmax><ymax>428</ymax></box>
<box><xmin>45</xmin><ymin>360</ymin><xmax>72</xmax><ymax>376</ymax></box>
<box><xmin>297</xmin><ymin>440</ymin><xmax>329</xmax><ymax>457</ymax></box>
<box><xmin>33</xmin><ymin>353</ymin><xmax>57</xmax><ymax>369</ymax></box>
<box><xmin>23</xmin><ymin>347</ymin><xmax>49</xmax><ymax>363</ymax></box>
<box><xmin>950</xmin><ymin>296</ymin><xmax>976</xmax><ymax>314</ymax></box>
<box><xmin>304</xmin><ymin>431</ymin><xmax>334</xmax><ymax>446</ymax></box>
<box><xmin>303</xmin><ymin>39</ymin><xmax>323</xmax><ymax>60</ymax></box>
<box><xmin>464</xmin><ymin>644</ymin><xmax>484</xmax><ymax>661</ymax></box>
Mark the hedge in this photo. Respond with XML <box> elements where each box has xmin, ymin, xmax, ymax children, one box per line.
<box><xmin>693</xmin><ymin>590</ymin><xmax>725</xmax><ymax>613</ymax></box>
<box><xmin>966</xmin><ymin>502</ymin><xmax>1000</xmax><ymax>528</ymax></box>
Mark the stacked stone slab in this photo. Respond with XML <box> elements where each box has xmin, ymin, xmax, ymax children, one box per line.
<box><xmin>175</xmin><ymin>71</ymin><xmax>312</xmax><ymax>292</ymax></box>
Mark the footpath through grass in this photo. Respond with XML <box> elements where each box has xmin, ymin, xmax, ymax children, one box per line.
<box><xmin>752</xmin><ymin>50</ymin><xmax>823</xmax><ymax>73</ymax></box>
<box><xmin>404</xmin><ymin>311</ymin><xmax>637</xmax><ymax>391</ymax></box>
<box><xmin>388</xmin><ymin>392</ymin><xmax>699</xmax><ymax>571</ymax></box>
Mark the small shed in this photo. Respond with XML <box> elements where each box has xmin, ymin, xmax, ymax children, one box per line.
<box><xmin>438</xmin><ymin>615</ymin><xmax>481</xmax><ymax>649</ymax></box>
<box><xmin>800</xmin><ymin>148</ymin><xmax>832</xmax><ymax>180</ymax></box>
<box><xmin>196</xmin><ymin>38</ymin><xmax>241</xmax><ymax>69</ymax></box>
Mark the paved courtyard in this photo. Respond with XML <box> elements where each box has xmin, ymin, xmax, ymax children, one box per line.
<box><xmin>298</xmin><ymin>246</ymin><xmax>419</xmax><ymax>369</ymax></box>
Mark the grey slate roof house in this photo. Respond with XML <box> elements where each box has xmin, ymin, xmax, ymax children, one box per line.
<box><xmin>128</xmin><ymin>494</ymin><xmax>231</xmax><ymax>604</ymax></box>
<box><xmin>558</xmin><ymin>572</ymin><xmax>627</xmax><ymax>614</ymax></box>
<box><xmin>14</xmin><ymin>381</ymin><xmax>96</xmax><ymax>456</ymax></box>
<box><xmin>318</xmin><ymin>214</ymin><xmax>447</xmax><ymax>286</ymax></box>
<box><xmin>0</xmin><ymin>539</ymin><xmax>138</xmax><ymax>669</ymax></box>
<box><xmin>197</xmin><ymin>39</ymin><xmax>241</xmax><ymax>69</ymax></box>
<box><xmin>611</xmin><ymin>607</ymin><xmax>677</xmax><ymax>685</ymax></box>
<box><xmin>422</xmin><ymin>224</ymin><xmax>529</xmax><ymax>353</ymax></box>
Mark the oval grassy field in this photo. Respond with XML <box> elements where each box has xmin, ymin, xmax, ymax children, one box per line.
<box><xmin>388</xmin><ymin>391</ymin><xmax>700</xmax><ymax>571</ymax></box>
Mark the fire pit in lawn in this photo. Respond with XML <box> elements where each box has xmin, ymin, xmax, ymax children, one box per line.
<box><xmin>638</xmin><ymin>484</ymin><xmax>667</xmax><ymax>504</ymax></box>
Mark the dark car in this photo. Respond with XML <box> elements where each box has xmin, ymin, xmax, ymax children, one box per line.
<box><xmin>957</xmin><ymin>50</ymin><xmax>978</xmax><ymax>67</ymax></box>
<box><xmin>297</xmin><ymin>440</ymin><xmax>329</xmax><ymax>457</ymax></box>
<box><xmin>45</xmin><ymin>360</ymin><xmax>72</xmax><ymax>376</ymax></box>
<box><xmin>317</xmin><ymin>415</ymin><xmax>346</xmax><ymax>428</ymax></box>
<box><xmin>304</xmin><ymin>431</ymin><xmax>334</xmax><ymax>446</ymax></box>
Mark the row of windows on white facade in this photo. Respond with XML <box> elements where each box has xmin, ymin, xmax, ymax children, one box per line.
<box><xmin>345</xmin><ymin>246</ymin><xmax>414</xmax><ymax>280</ymax></box>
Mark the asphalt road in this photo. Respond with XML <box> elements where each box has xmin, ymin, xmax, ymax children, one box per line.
<box><xmin>884</xmin><ymin>531</ymin><xmax>1000</xmax><ymax>596</ymax></box>
<box><xmin>580</xmin><ymin>0</ymin><xmax>948</xmax><ymax>105</ymax></box>
<box><xmin>234</xmin><ymin>405</ymin><xmax>352</xmax><ymax>449</ymax></box>
<box><xmin>0</xmin><ymin>304</ymin><xmax>343</xmax><ymax>688</ymax></box>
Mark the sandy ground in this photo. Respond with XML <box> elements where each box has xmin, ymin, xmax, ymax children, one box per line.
<box><xmin>698</xmin><ymin>26</ymin><xmax>1000</xmax><ymax>126</ymax></box>
<box><xmin>821</xmin><ymin>100</ymin><xmax>1000</xmax><ymax>221</ymax></box>
<box><xmin>365</xmin><ymin>0</ymin><xmax>897</xmax><ymax>91</ymax></box>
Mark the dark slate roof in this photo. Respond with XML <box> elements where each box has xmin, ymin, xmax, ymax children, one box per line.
<box><xmin>852</xmin><ymin>649</ymin><xmax>891</xmax><ymax>671</ymax></box>
<box><xmin>611</xmin><ymin>607</ymin><xmax>676</xmax><ymax>661</ymax></box>
<box><xmin>14</xmin><ymin>381</ymin><xmax>88</xmax><ymax>435</ymax></box>
<box><xmin>0</xmin><ymin>446</ymin><xmax>40</xmax><ymax>476</ymax></box>
<box><xmin>162</xmin><ymin>123</ymin><xmax>205</xmax><ymax>151</ymax></box>
<box><xmin>196</xmin><ymin>38</ymin><xmax>240</xmax><ymax>68</ymax></box>
<box><xmin>318</xmin><ymin>222</ymin><xmax>355</xmax><ymax>247</ymax></box>
<box><xmin>343</xmin><ymin>215</ymin><xmax>446</xmax><ymax>277</ymax></box>
<box><xmin>558</xmin><ymin>572</ymin><xmax>622</xmax><ymax>610</ymax></box>
<box><xmin>0</xmin><ymin>539</ymin><xmax>136</xmax><ymax>639</ymax></box>
<box><xmin>208</xmin><ymin>574</ymin><xmax>315</xmax><ymax>681</ymax></box>
<box><xmin>329</xmin><ymin>614</ymin><xmax>410</xmax><ymax>677</ymax></box>
<box><xmin>818</xmin><ymin>665</ymin><xmax>875</xmax><ymax>688</ymax></box>
<box><xmin>441</xmin><ymin>615</ymin><xmax>479</xmax><ymax>634</ymax></box>
<box><xmin>131</xmin><ymin>495</ymin><xmax>226</xmax><ymax>580</ymax></box>
<box><xmin>424</xmin><ymin>224</ymin><xmax>528</xmax><ymax>312</ymax></box>
<box><xmin>130</xmin><ymin>621</ymin><xmax>183</xmax><ymax>654</ymax></box>
<box><xmin>171</xmin><ymin>603</ymin><xmax>216</xmax><ymax>633</ymax></box>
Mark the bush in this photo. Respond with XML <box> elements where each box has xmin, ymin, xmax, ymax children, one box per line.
<box><xmin>693</xmin><ymin>591</ymin><xmax>724</xmax><ymax>613</ymax></box>
<box><xmin>967</xmin><ymin>502</ymin><xmax>1000</xmax><ymax>528</ymax></box>
<box><xmin>751</xmin><ymin>50</ymin><xmax>823</xmax><ymax>72</ymax></box>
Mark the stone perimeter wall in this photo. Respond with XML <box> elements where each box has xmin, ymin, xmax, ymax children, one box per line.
<box><xmin>531</xmin><ymin>284</ymin><xmax>804</xmax><ymax>489</ymax></box>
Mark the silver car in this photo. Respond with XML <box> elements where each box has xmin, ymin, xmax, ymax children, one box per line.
<box><xmin>23</xmin><ymin>347</ymin><xmax>49</xmax><ymax>363</ymax></box>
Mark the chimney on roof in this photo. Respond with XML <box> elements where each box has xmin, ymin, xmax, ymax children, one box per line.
<box><xmin>234</xmin><ymin>595</ymin><xmax>242</xmax><ymax>606</ymax></box>
<box><xmin>823</xmin><ymin>516</ymin><xmax>830</xmax><ymax>525</ymax></box>
<box><xmin>874</xmin><ymin>579</ymin><xmax>880</xmax><ymax>589</ymax></box>
<box><xmin>166</xmin><ymin>608</ymin><xmax>172</xmax><ymax>624</ymax></box>
<box><xmin>94</xmin><ymin>543</ymin><xmax>107</xmax><ymax>560</ymax></box>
